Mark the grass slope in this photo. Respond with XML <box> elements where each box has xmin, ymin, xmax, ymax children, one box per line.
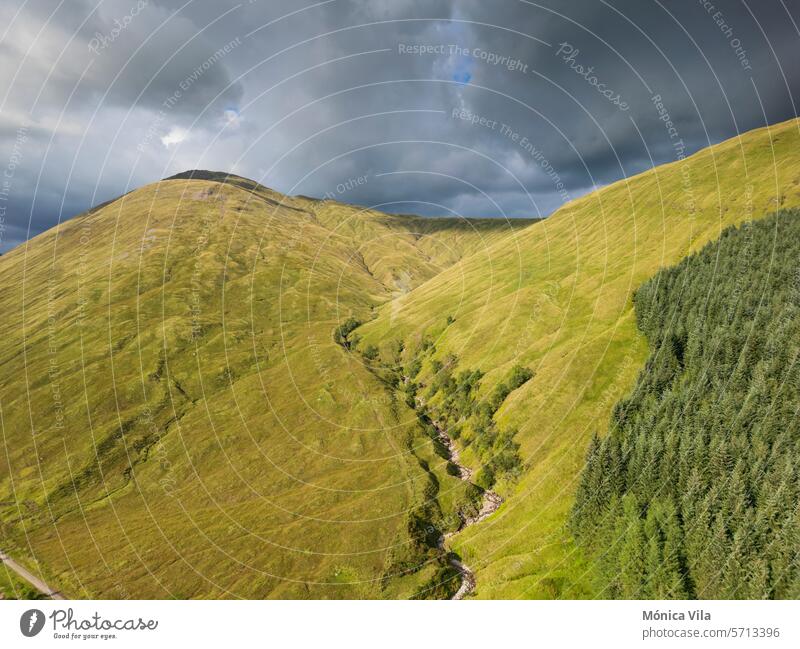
<box><xmin>357</xmin><ymin>117</ymin><xmax>800</xmax><ymax>598</ymax></box>
<box><xmin>0</xmin><ymin>175</ymin><xmax>531</xmax><ymax>598</ymax></box>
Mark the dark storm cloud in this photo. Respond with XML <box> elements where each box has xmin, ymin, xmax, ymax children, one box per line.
<box><xmin>1</xmin><ymin>0</ymin><xmax>798</xmax><ymax>251</ymax></box>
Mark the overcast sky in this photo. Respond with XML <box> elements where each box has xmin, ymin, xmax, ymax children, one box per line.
<box><xmin>1</xmin><ymin>0</ymin><xmax>798</xmax><ymax>252</ymax></box>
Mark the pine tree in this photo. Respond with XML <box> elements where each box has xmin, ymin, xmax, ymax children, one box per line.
<box><xmin>570</xmin><ymin>210</ymin><xmax>800</xmax><ymax>600</ymax></box>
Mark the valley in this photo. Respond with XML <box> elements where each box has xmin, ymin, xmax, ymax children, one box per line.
<box><xmin>1</xmin><ymin>118</ymin><xmax>800</xmax><ymax>599</ymax></box>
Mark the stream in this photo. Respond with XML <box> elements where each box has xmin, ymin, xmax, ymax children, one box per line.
<box><xmin>349</xmin><ymin>349</ymin><xmax>504</xmax><ymax>600</ymax></box>
<box><xmin>418</xmin><ymin>399</ymin><xmax>503</xmax><ymax>600</ymax></box>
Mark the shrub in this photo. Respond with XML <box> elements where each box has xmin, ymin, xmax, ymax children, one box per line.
<box><xmin>475</xmin><ymin>464</ymin><xmax>496</xmax><ymax>490</ymax></box>
<box><xmin>333</xmin><ymin>317</ymin><xmax>361</xmax><ymax>348</ymax></box>
<box><xmin>508</xmin><ymin>365</ymin><xmax>534</xmax><ymax>390</ymax></box>
<box><xmin>407</xmin><ymin>358</ymin><xmax>422</xmax><ymax>378</ymax></box>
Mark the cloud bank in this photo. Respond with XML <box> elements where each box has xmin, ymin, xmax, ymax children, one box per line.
<box><xmin>1</xmin><ymin>0</ymin><xmax>798</xmax><ymax>251</ymax></box>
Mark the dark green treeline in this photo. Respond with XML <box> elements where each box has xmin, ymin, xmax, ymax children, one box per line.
<box><xmin>571</xmin><ymin>209</ymin><xmax>800</xmax><ymax>599</ymax></box>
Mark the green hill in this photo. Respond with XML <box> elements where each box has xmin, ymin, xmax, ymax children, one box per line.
<box><xmin>357</xmin><ymin>117</ymin><xmax>800</xmax><ymax>598</ymax></box>
<box><xmin>0</xmin><ymin>174</ymin><xmax>533</xmax><ymax>598</ymax></box>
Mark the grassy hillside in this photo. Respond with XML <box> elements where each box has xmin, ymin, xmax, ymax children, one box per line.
<box><xmin>571</xmin><ymin>209</ymin><xmax>800</xmax><ymax>599</ymax></box>
<box><xmin>3</xmin><ymin>117</ymin><xmax>799</xmax><ymax>600</ymax></box>
<box><xmin>357</xmin><ymin>117</ymin><xmax>800</xmax><ymax>598</ymax></box>
<box><xmin>0</xmin><ymin>173</ymin><xmax>532</xmax><ymax>598</ymax></box>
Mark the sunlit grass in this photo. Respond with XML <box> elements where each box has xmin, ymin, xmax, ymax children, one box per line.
<box><xmin>358</xmin><ymin>117</ymin><xmax>800</xmax><ymax>598</ymax></box>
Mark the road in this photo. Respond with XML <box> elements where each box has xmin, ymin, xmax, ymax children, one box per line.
<box><xmin>0</xmin><ymin>550</ymin><xmax>65</xmax><ymax>599</ymax></box>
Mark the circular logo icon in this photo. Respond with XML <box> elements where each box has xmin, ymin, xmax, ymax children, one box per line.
<box><xmin>20</xmin><ymin>609</ymin><xmax>45</xmax><ymax>637</ymax></box>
